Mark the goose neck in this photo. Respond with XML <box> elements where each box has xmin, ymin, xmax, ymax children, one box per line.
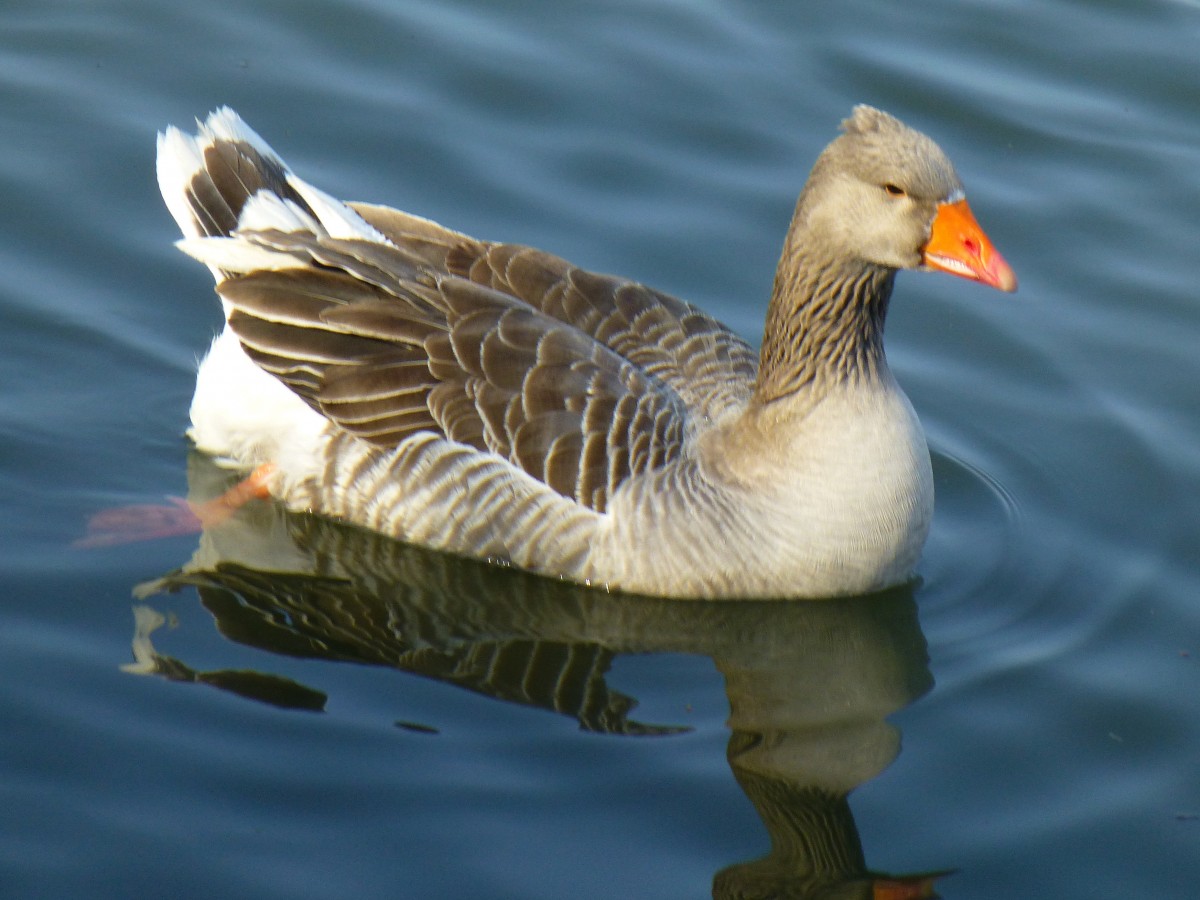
<box><xmin>753</xmin><ymin>248</ymin><xmax>895</xmax><ymax>406</ymax></box>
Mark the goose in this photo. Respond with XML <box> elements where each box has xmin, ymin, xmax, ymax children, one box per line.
<box><xmin>153</xmin><ymin>105</ymin><xmax>1015</xmax><ymax>600</ymax></box>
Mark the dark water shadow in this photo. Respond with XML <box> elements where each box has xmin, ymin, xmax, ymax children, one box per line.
<box><xmin>128</xmin><ymin>451</ymin><xmax>949</xmax><ymax>898</ymax></box>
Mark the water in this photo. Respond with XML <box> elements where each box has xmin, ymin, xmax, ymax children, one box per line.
<box><xmin>2</xmin><ymin>0</ymin><xmax>1199</xmax><ymax>896</ymax></box>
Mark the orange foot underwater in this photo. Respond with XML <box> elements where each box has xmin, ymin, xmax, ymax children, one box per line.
<box><xmin>76</xmin><ymin>463</ymin><xmax>276</xmax><ymax>548</ymax></box>
<box><xmin>873</xmin><ymin>870</ymin><xmax>954</xmax><ymax>900</ymax></box>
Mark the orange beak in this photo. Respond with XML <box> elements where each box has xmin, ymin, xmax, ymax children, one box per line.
<box><xmin>922</xmin><ymin>198</ymin><xmax>1017</xmax><ymax>293</ymax></box>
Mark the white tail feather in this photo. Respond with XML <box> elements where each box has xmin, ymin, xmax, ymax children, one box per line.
<box><xmin>175</xmin><ymin>236</ymin><xmax>306</xmax><ymax>275</ymax></box>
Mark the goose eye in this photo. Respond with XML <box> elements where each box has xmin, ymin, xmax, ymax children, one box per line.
<box><xmin>882</xmin><ymin>183</ymin><xmax>906</xmax><ymax>197</ymax></box>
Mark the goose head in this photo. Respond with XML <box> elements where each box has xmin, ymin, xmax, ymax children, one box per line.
<box><xmin>797</xmin><ymin>105</ymin><xmax>1017</xmax><ymax>292</ymax></box>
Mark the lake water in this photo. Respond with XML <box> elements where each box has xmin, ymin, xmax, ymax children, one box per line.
<box><xmin>2</xmin><ymin>0</ymin><xmax>1199</xmax><ymax>896</ymax></box>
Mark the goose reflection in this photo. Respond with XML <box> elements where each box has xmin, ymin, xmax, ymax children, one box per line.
<box><xmin>128</xmin><ymin>452</ymin><xmax>949</xmax><ymax>898</ymax></box>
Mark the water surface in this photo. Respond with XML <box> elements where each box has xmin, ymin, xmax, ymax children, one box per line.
<box><xmin>2</xmin><ymin>1</ymin><xmax>1199</xmax><ymax>897</ymax></box>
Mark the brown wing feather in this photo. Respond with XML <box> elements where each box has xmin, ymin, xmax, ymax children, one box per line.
<box><xmin>350</xmin><ymin>203</ymin><xmax>759</xmax><ymax>422</ymax></box>
<box><xmin>188</xmin><ymin>154</ymin><xmax>753</xmax><ymax>514</ymax></box>
<box><xmin>443</xmin><ymin>243</ymin><xmax>759</xmax><ymax>422</ymax></box>
<box><xmin>216</xmin><ymin>227</ymin><xmax>692</xmax><ymax>513</ymax></box>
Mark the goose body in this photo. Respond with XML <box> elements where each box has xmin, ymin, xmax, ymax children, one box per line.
<box><xmin>157</xmin><ymin>106</ymin><xmax>1014</xmax><ymax>599</ymax></box>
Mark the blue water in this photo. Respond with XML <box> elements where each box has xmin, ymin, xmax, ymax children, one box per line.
<box><xmin>3</xmin><ymin>0</ymin><xmax>1199</xmax><ymax>896</ymax></box>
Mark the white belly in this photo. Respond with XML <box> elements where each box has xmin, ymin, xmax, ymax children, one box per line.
<box><xmin>188</xmin><ymin>328</ymin><xmax>327</xmax><ymax>483</ymax></box>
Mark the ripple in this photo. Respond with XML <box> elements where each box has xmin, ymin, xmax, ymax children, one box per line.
<box><xmin>921</xmin><ymin>448</ymin><xmax>1027</xmax><ymax>601</ymax></box>
<box><xmin>918</xmin><ymin>431</ymin><xmax>1110</xmax><ymax>694</ymax></box>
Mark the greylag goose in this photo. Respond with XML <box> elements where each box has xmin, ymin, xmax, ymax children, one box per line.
<box><xmin>154</xmin><ymin>105</ymin><xmax>1015</xmax><ymax>600</ymax></box>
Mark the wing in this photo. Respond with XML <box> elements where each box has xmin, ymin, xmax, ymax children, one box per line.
<box><xmin>351</xmin><ymin>203</ymin><xmax>760</xmax><ymax>424</ymax></box>
<box><xmin>163</xmin><ymin>109</ymin><xmax>758</xmax><ymax>514</ymax></box>
<box><xmin>207</xmin><ymin>225</ymin><xmax>692</xmax><ymax>513</ymax></box>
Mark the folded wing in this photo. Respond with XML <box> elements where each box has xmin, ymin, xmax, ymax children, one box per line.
<box><xmin>168</xmin><ymin>110</ymin><xmax>758</xmax><ymax>514</ymax></box>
